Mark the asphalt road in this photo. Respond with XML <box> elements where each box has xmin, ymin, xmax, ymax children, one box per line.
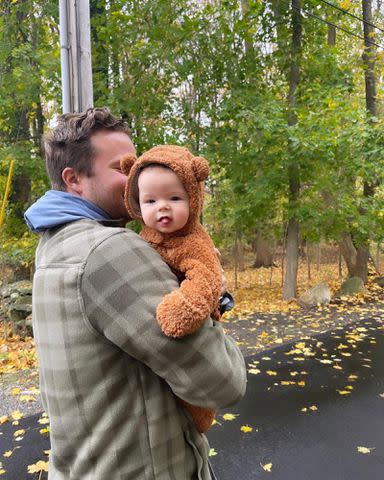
<box><xmin>207</xmin><ymin>317</ymin><xmax>384</xmax><ymax>480</ymax></box>
<box><xmin>1</xmin><ymin>317</ymin><xmax>383</xmax><ymax>480</ymax></box>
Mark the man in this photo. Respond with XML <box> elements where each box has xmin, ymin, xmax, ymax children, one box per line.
<box><xmin>25</xmin><ymin>107</ymin><xmax>246</xmax><ymax>480</ymax></box>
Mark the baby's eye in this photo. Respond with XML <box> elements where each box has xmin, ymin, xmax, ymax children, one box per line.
<box><xmin>145</xmin><ymin>199</ymin><xmax>156</xmax><ymax>204</ymax></box>
<box><xmin>171</xmin><ymin>196</ymin><xmax>181</xmax><ymax>201</ymax></box>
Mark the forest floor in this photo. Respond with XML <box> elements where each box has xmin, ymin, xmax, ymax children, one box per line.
<box><xmin>1</xmin><ymin>261</ymin><xmax>383</xmax><ymax>418</ymax></box>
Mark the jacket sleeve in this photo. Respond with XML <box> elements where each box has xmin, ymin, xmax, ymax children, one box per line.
<box><xmin>80</xmin><ymin>229</ymin><xmax>247</xmax><ymax>410</ymax></box>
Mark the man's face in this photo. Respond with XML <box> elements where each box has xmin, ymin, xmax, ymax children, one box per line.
<box><xmin>80</xmin><ymin>130</ymin><xmax>135</xmax><ymax>219</ymax></box>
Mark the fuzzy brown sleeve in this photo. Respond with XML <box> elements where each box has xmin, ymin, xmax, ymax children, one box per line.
<box><xmin>155</xmin><ymin>231</ymin><xmax>222</xmax><ymax>338</ymax></box>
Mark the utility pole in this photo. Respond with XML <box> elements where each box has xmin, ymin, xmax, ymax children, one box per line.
<box><xmin>59</xmin><ymin>0</ymin><xmax>94</xmax><ymax>113</ymax></box>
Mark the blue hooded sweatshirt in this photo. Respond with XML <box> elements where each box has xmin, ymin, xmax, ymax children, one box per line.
<box><xmin>24</xmin><ymin>190</ymin><xmax>111</xmax><ymax>233</ymax></box>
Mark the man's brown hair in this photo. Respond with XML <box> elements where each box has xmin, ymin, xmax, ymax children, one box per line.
<box><xmin>43</xmin><ymin>107</ymin><xmax>131</xmax><ymax>191</ymax></box>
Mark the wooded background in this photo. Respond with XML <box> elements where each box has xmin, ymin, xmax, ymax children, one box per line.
<box><xmin>0</xmin><ymin>0</ymin><xmax>383</xmax><ymax>299</ymax></box>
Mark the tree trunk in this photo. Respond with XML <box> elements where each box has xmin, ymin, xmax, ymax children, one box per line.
<box><xmin>283</xmin><ymin>0</ymin><xmax>302</xmax><ymax>300</ymax></box>
<box><xmin>234</xmin><ymin>234</ymin><xmax>245</xmax><ymax>272</ymax></box>
<box><xmin>350</xmin><ymin>0</ymin><xmax>378</xmax><ymax>282</ymax></box>
<box><xmin>253</xmin><ymin>232</ymin><xmax>275</xmax><ymax>268</ymax></box>
<box><xmin>327</xmin><ymin>24</ymin><xmax>336</xmax><ymax>46</ymax></box>
<box><xmin>339</xmin><ymin>233</ymin><xmax>370</xmax><ymax>281</ymax></box>
<box><xmin>283</xmin><ymin>219</ymin><xmax>299</xmax><ymax>299</ymax></box>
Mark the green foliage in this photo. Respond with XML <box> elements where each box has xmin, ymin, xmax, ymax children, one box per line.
<box><xmin>1</xmin><ymin>0</ymin><xmax>384</xmax><ymax>275</ymax></box>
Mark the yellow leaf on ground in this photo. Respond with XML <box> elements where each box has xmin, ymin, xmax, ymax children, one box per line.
<box><xmin>0</xmin><ymin>416</ymin><xmax>8</xmax><ymax>425</ymax></box>
<box><xmin>19</xmin><ymin>395</ymin><xmax>36</xmax><ymax>403</ymax></box>
<box><xmin>209</xmin><ymin>448</ymin><xmax>218</xmax><ymax>457</ymax></box>
<box><xmin>27</xmin><ymin>460</ymin><xmax>49</xmax><ymax>473</ymax></box>
<box><xmin>3</xmin><ymin>452</ymin><xmax>12</xmax><ymax>458</ymax></box>
<box><xmin>11</xmin><ymin>411</ymin><xmax>23</xmax><ymax>420</ymax></box>
<box><xmin>337</xmin><ymin>390</ymin><xmax>351</xmax><ymax>396</ymax></box>
<box><xmin>222</xmin><ymin>413</ymin><xmax>238</xmax><ymax>421</ymax></box>
<box><xmin>261</xmin><ymin>462</ymin><xmax>273</xmax><ymax>472</ymax></box>
<box><xmin>266</xmin><ymin>370</ymin><xmax>277</xmax><ymax>376</ymax></box>
<box><xmin>357</xmin><ymin>446</ymin><xmax>375</xmax><ymax>454</ymax></box>
<box><xmin>10</xmin><ymin>388</ymin><xmax>20</xmax><ymax>396</ymax></box>
<box><xmin>13</xmin><ymin>429</ymin><xmax>25</xmax><ymax>438</ymax></box>
<box><xmin>38</xmin><ymin>417</ymin><xmax>50</xmax><ymax>425</ymax></box>
<box><xmin>240</xmin><ymin>425</ymin><xmax>253</xmax><ymax>433</ymax></box>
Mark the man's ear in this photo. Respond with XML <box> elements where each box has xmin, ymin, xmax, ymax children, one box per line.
<box><xmin>62</xmin><ymin>167</ymin><xmax>83</xmax><ymax>194</ymax></box>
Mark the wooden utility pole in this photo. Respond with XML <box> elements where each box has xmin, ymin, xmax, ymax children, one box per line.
<box><xmin>59</xmin><ymin>0</ymin><xmax>94</xmax><ymax>113</ymax></box>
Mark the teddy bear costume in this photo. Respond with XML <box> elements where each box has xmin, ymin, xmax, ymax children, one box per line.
<box><xmin>121</xmin><ymin>145</ymin><xmax>223</xmax><ymax>433</ymax></box>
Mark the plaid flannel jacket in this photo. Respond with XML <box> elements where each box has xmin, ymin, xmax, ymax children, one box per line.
<box><xmin>32</xmin><ymin>220</ymin><xmax>246</xmax><ymax>479</ymax></box>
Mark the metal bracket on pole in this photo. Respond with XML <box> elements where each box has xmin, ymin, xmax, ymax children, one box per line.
<box><xmin>59</xmin><ymin>0</ymin><xmax>94</xmax><ymax>113</ymax></box>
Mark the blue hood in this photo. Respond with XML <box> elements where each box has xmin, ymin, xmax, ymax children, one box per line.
<box><xmin>24</xmin><ymin>190</ymin><xmax>110</xmax><ymax>233</ymax></box>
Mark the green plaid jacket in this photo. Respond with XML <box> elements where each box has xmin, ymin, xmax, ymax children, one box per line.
<box><xmin>32</xmin><ymin>220</ymin><xmax>246</xmax><ymax>479</ymax></box>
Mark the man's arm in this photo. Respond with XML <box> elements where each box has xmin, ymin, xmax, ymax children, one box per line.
<box><xmin>80</xmin><ymin>229</ymin><xmax>246</xmax><ymax>409</ymax></box>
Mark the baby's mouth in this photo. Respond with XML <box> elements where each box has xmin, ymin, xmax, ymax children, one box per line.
<box><xmin>158</xmin><ymin>216</ymin><xmax>172</xmax><ymax>225</ymax></box>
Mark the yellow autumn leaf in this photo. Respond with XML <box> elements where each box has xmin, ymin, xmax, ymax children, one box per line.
<box><xmin>0</xmin><ymin>469</ymin><xmax>5</xmax><ymax>475</ymax></box>
<box><xmin>222</xmin><ymin>413</ymin><xmax>238</xmax><ymax>421</ymax></box>
<box><xmin>0</xmin><ymin>416</ymin><xmax>8</xmax><ymax>425</ymax></box>
<box><xmin>309</xmin><ymin>405</ymin><xmax>318</xmax><ymax>411</ymax></box>
<box><xmin>266</xmin><ymin>370</ymin><xmax>277</xmax><ymax>376</ymax></box>
<box><xmin>240</xmin><ymin>425</ymin><xmax>253</xmax><ymax>433</ymax></box>
<box><xmin>357</xmin><ymin>446</ymin><xmax>375</xmax><ymax>454</ymax></box>
<box><xmin>248</xmin><ymin>368</ymin><xmax>261</xmax><ymax>375</ymax></box>
<box><xmin>19</xmin><ymin>395</ymin><xmax>36</xmax><ymax>402</ymax></box>
<box><xmin>27</xmin><ymin>460</ymin><xmax>49</xmax><ymax>473</ymax></box>
<box><xmin>298</xmin><ymin>381</ymin><xmax>306</xmax><ymax>387</ymax></box>
<box><xmin>3</xmin><ymin>452</ymin><xmax>12</xmax><ymax>458</ymax></box>
<box><xmin>337</xmin><ymin>390</ymin><xmax>351</xmax><ymax>395</ymax></box>
<box><xmin>13</xmin><ymin>429</ymin><xmax>25</xmax><ymax>438</ymax></box>
<box><xmin>40</xmin><ymin>427</ymin><xmax>50</xmax><ymax>435</ymax></box>
<box><xmin>261</xmin><ymin>462</ymin><xmax>273</xmax><ymax>472</ymax></box>
<box><xmin>38</xmin><ymin>417</ymin><xmax>50</xmax><ymax>425</ymax></box>
<box><xmin>10</xmin><ymin>388</ymin><xmax>20</xmax><ymax>396</ymax></box>
<box><xmin>11</xmin><ymin>411</ymin><xmax>23</xmax><ymax>420</ymax></box>
<box><xmin>209</xmin><ymin>448</ymin><xmax>218</xmax><ymax>457</ymax></box>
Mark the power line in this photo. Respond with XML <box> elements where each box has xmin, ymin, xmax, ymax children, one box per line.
<box><xmin>317</xmin><ymin>0</ymin><xmax>384</xmax><ymax>35</ymax></box>
<box><xmin>292</xmin><ymin>5</ymin><xmax>384</xmax><ymax>50</ymax></box>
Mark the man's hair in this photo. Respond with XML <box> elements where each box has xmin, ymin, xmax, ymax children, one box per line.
<box><xmin>43</xmin><ymin>107</ymin><xmax>131</xmax><ymax>191</ymax></box>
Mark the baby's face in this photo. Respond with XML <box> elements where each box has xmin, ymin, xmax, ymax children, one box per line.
<box><xmin>138</xmin><ymin>166</ymin><xmax>190</xmax><ymax>234</ymax></box>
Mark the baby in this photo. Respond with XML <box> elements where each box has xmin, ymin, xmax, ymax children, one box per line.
<box><xmin>121</xmin><ymin>145</ymin><xmax>232</xmax><ymax>432</ymax></box>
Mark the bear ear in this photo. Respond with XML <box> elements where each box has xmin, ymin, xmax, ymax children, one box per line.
<box><xmin>120</xmin><ymin>154</ymin><xmax>137</xmax><ymax>176</ymax></box>
<box><xmin>192</xmin><ymin>156</ymin><xmax>209</xmax><ymax>182</ymax></box>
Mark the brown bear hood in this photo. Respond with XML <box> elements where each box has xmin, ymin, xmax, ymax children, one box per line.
<box><xmin>122</xmin><ymin>145</ymin><xmax>210</xmax><ymax>238</ymax></box>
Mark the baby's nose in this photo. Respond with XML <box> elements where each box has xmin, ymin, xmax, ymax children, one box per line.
<box><xmin>158</xmin><ymin>200</ymin><xmax>170</xmax><ymax>210</ymax></box>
